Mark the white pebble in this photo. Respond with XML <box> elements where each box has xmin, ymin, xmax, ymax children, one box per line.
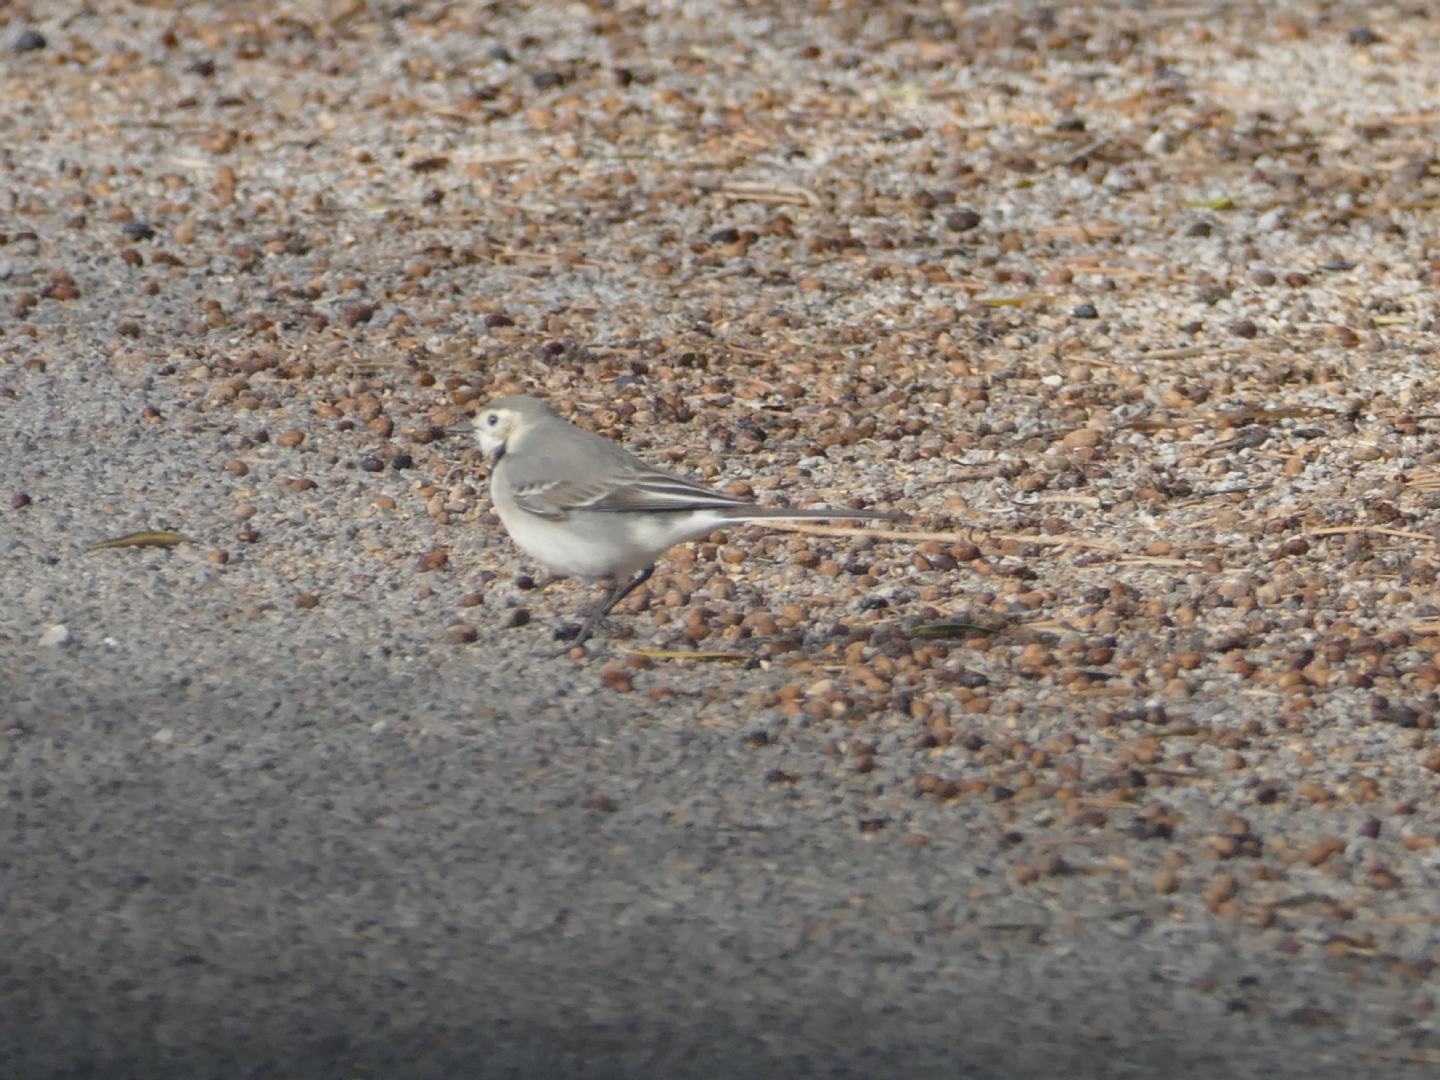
<box><xmin>38</xmin><ymin>624</ymin><xmax>70</xmax><ymax>647</ymax></box>
<box><xmin>152</xmin><ymin>727</ymin><xmax>175</xmax><ymax>745</ymax></box>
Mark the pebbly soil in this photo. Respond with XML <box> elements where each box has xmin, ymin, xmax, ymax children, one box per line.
<box><xmin>4</xmin><ymin>2</ymin><xmax>1440</xmax><ymax>1077</ymax></box>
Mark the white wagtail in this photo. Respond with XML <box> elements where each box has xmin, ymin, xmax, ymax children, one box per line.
<box><xmin>468</xmin><ymin>395</ymin><xmax>903</xmax><ymax>646</ymax></box>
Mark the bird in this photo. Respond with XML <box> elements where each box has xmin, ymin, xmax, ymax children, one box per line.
<box><xmin>467</xmin><ymin>395</ymin><xmax>903</xmax><ymax>647</ymax></box>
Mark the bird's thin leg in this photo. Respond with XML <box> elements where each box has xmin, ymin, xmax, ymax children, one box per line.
<box><xmin>572</xmin><ymin>565</ymin><xmax>655</xmax><ymax>647</ymax></box>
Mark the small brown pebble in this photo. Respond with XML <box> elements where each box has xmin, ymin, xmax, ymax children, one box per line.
<box><xmin>457</xmin><ymin>592</ymin><xmax>484</xmax><ymax>608</ymax></box>
<box><xmin>505</xmin><ymin>608</ymin><xmax>531</xmax><ymax>628</ymax></box>
<box><xmin>1283</xmin><ymin>271</ymin><xmax>1309</xmax><ymax>288</ymax></box>
<box><xmin>276</xmin><ymin>430</ymin><xmax>305</xmax><ymax>449</ymax></box>
<box><xmin>1366</xmin><ymin>864</ymin><xmax>1402</xmax><ymax>890</ymax></box>
<box><xmin>1060</xmin><ymin>427</ymin><xmax>1102</xmax><ymax>450</ymax></box>
<box><xmin>205</xmin><ymin>549</ymin><xmax>229</xmax><ymax>565</ymax></box>
<box><xmin>1229</xmin><ymin>319</ymin><xmax>1258</xmax><ymax>339</ymax></box>
<box><xmin>237</xmin><ymin>526</ymin><xmax>260</xmax><ymax>543</ymax></box>
<box><xmin>371</xmin><ymin>495</ymin><xmax>397</xmax><ymax>511</ymax></box>
<box><xmin>11</xmin><ymin>492</ymin><xmax>31</xmax><ymax>509</ymax></box>
<box><xmin>417</xmin><ymin>548</ymin><xmax>449</xmax><ymax>572</ymax></box>
<box><xmin>1306</xmin><ymin>836</ymin><xmax>1345</xmax><ymax>866</ymax></box>
<box><xmin>117</xmin><ymin>319</ymin><xmax>141</xmax><ymax>337</ymax></box>
<box><xmin>601</xmin><ymin>665</ymin><xmax>634</xmax><ymax>692</ymax></box>
<box><xmin>224</xmin><ymin>459</ymin><xmax>249</xmax><ymax>477</ymax></box>
<box><xmin>583</xmin><ymin>793</ymin><xmax>618</xmax><ymax>812</ymax></box>
<box><xmin>43</xmin><ymin>281</ymin><xmax>80</xmax><ymax>301</ymax></box>
<box><xmin>446</xmin><ymin>623</ymin><xmax>478</xmax><ymax>644</ymax></box>
<box><xmin>294</xmin><ymin>592</ymin><xmax>319</xmax><ymax>609</ymax></box>
<box><xmin>1204</xmin><ymin>875</ymin><xmax>1239</xmax><ymax>912</ymax></box>
<box><xmin>340</xmin><ymin>303</ymin><xmax>375</xmax><ymax>328</ymax></box>
<box><xmin>1152</xmin><ymin>869</ymin><xmax>1179</xmax><ymax>895</ymax></box>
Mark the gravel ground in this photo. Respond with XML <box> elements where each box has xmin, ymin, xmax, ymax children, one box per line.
<box><xmin>5</xmin><ymin>1</ymin><xmax>1440</xmax><ymax>1076</ymax></box>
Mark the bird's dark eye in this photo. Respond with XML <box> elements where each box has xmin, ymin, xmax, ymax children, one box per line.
<box><xmin>486</xmin><ymin>413</ymin><xmax>499</xmax><ymax>426</ymax></box>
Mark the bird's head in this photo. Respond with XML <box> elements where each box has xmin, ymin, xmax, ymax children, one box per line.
<box><xmin>470</xmin><ymin>395</ymin><xmax>554</xmax><ymax>463</ymax></box>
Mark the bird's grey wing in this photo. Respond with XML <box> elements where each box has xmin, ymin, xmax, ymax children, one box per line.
<box><xmin>509</xmin><ymin>470</ymin><xmax>751</xmax><ymax>516</ymax></box>
<box><xmin>505</xmin><ymin>476</ymin><xmax>615</xmax><ymax>519</ymax></box>
<box><xmin>574</xmin><ymin>464</ymin><xmax>755</xmax><ymax>514</ymax></box>
<box><xmin>501</xmin><ymin>426</ymin><xmax>754</xmax><ymax>515</ymax></box>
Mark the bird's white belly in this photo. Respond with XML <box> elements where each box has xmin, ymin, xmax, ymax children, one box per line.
<box><xmin>493</xmin><ymin>502</ymin><xmax>724</xmax><ymax>582</ymax></box>
<box><xmin>496</xmin><ymin>507</ymin><xmax>617</xmax><ymax>579</ymax></box>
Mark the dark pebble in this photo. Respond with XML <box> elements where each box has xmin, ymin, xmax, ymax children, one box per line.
<box><xmin>12</xmin><ymin>29</ymin><xmax>46</xmax><ymax>53</ymax></box>
<box><xmin>1347</xmin><ymin>27</ymin><xmax>1381</xmax><ymax>46</ymax></box>
<box><xmin>531</xmin><ymin>70</ymin><xmax>565</xmax><ymax>90</ymax></box>
<box><xmin>445</xmin><ymin>623</ymin><xmax>478</xmax><ymax>644</ymax></box>
<box><xmin>708</xmin><ymin>226</ymin><xmax>741</xmax><ymax>244</ymax></box>
<box><xmin>340</xmin><ymin>303</ymin><xmax>375</xmax><ymax>327</ymax></box>
<box><xmin>515</xmin><ymin>574</ymin><xmax>538</xmax><ymax>590</ymax></box>
<box><xmin>945</xmin><ymin>209</ymin><xmax>981</xmax><ymax>232</ymax></box>
<box><xmin>389</xmin><ymin>452</ymin><xmax>414</xmax><ymax>470</ymax></box>
<box><xmin>359</xmin><ymin>456</ymin><xmax>384</xmax><ymax>472</ymax></box>
<box><xmin>189</xmin><ymin>58</ymin><xmax>216</xmax><ymax>77</ymax></box>
<box><xmin>483</xmin><ymin>312</ymin><xmax>515</xmax><ymax>328</ymax></box>
<box><xmin>488</xmin><ymin>45</ymin><xmax>515</xmax><ymax>63</ymax></box>
<box><xmin>1072</xmin><ymin>303</ymin><xmax>1099</xmax><ymax>319</ymax></box>
<box><xmin>1249</xmin><ymin>269</ymin><xmax>1276</xmax><ymax>286</ymax></box>
<box><xmin>505</xmin><ymin>608</ymin><xmax>531</xmax><ymax>629</ymax></box>
<box><xmin>12</xmin><ymin>492</ymin><xmax>32</xmax><ymax>509</ymax></box>
<box><xmin>1185</xmin><ymin>220</ymin><xmax>1213</xmax><ymax>237</ymax></box>
<box><xmin>1320</xmin><ymin>258</ymin><xmax>1356</xmax><ymax>271</ymax></box>
<box><xmin>1229</xmin><ymin>319</ymin><xmax>1258</xmax><ymax>339</ymax></box>
<box><xmin>121</xmin><ymin>222</ymin><xmax>156</xmax><ymax>241</ymax></box>
<box><xmin>858</xmin><ymin>596</ymin><xmax>889</xmax><ymax>611</ymax></box>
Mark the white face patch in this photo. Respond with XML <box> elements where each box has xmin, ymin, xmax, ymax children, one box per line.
<box><xmin>473</xmin><ymin>408</ymin><xmax>513</xmax><ymax>457</ymax></box>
